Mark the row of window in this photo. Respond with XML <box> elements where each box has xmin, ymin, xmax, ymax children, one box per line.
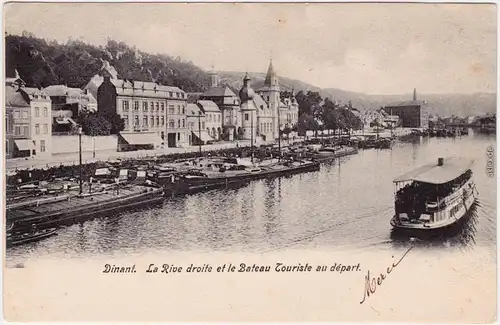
<box><xmin>207</xmin><ymin>113</ymin><xmax>221</xmax><ymax>123</ymax></box>
<box><xmin>12</xmin><ymin>107</ymin><xmax>49</xmax><ymax>119</ymax></box>
<box><xmin>260</xmin><ymin>122</ymin><xmax>274</xmax><ymax>134</ymax></box>
<box><xmin>34</xmin><ymin>123</ymin><xmax>50</xmax><ymax>135</ymax></box>
<box><xmin>188</xmin><ymin>121</ymin><xmax>206</xmax><ymax>130</ymax></box>
<box><xmin>122</xmin><ymin>101</ymin><xmax>186</xmax><ymax>115</ymax></box>
<box><xmin>123</xmin><ymin>116</ymin><xmax>186</xmax><ymax>129</ymax></box>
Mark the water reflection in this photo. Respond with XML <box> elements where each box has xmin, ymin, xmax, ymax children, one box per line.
<box><xmin>5</xmin><ymin>132</ymin><xmax>497</xmax><ymax>263</ymax></box>
<box><xmin>390</xmin><ymin>201</ymin><xmax>480</xmax><ymax>251</ymax></box>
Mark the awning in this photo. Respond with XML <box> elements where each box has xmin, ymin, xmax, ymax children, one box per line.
<box><xmin>120</xmin><ymin>132</ymin><xmax>164</xmax><ymax>145</ymax></box>
<box><xmin>393</xmin><ymin>157</ymin><xmax>474</xmax><ymax>184</ymax></box>
<box><xmin>192</xmin><ymin>130</ymin><xmax>214</xmax><ymax>142</ymax></box>
<box><xmin>14</xmin><ymin>139</ymin><xmax>35</xmax><ymax>151</ymax></box>
<box><xmin>55</xmin><ymin>117</ymin><xmax>77</xmax><ymax>125</ymax></box>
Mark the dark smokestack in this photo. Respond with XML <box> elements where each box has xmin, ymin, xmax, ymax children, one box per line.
<box><xmin>438</xmin><ymin>158</ymin><xmax>444</xmax><ymax>166</ymax></box>
<box><xmin>413</xmin><ymin>88</ymin><xmax>417</xmax><ymax>101</ymax></box>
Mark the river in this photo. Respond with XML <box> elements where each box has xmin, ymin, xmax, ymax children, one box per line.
<box><xmin>6</xmin><ymin>129</ymin><xmax>496</xmax><ymax>264</ymax></box>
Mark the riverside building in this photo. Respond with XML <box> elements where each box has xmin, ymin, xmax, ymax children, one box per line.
<box><xmin>85</xmin><ymin>61</ymin><xmax>188</xmax><ymax>150</ymax></box>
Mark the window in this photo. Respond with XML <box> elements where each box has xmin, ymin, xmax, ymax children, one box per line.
<box><xmin>15</xmin><ymin>126</ymin><xmax>20</xmax><ymax>135</ymax></box>
<box><xmin>177</xmin><ymin>119</ymin><xmax>181</xmax><ymax>127</ymax></box>
<box><xmin>40</xmin><ymin>140</ymin><xmax>46</xmax><ymax>152</ymax></box>
<box><xmin>43</xmin><ymin>107</ymin><xmax>48</xmax><ymax>117</ymax></box>
<box><xmin>124</xmin><ymin>116</ymin><xmax>129</xmax><ymax>127</ymax></box>
<box><xmin>161</xmin><ymin>103</ymin><xmax>165</xmax><ymax>111</ymax></box>
<box><xmin>150</xmin><ymin>102</ymin><xmax>154</xmax><ymax>110</ymax></box>
<box><xmin>143</xmin><ymin>102</ymin><xmax>148</xmax><ymax>111</ymax></box>
<box><xmin>168</xmin><ymin>105</ymin><xmax>175</xmax><ymax>114</ymax></box>
<box><xmin>181</xmin><ymin>93</ymin><xmax>185</xmax><ymax>99</ymax></box>
<box><xmin>245</xmin><ymin>113</ymin><xmax>249</xmax><ymax>121</ymax></box>
<box><xmin>156</xmin><ymin>117</ymin><xmax>159</xmax><ymax>126</ymax></box>
<box><xmin>122</xmin><ymin>100</ymin><xmax>129</xmax><ymax>111</ymax></box>
<box><xmin>156</xmin><ymin>102</ymin><xmax>159</xmax><ymax>111</ymax></box>
<box><xmin>182</xmin><ymin>119</ymin><xmax>185</xmax><ymax>127</ymax></box>
<box><xmin>14</xmin><ymin>111</ymin><xmax>20</xmax><ymax>119</ymax></box>
<box><xmin>43</xmin><ymin>124</ymin><xmax>48</xmax><ymax>134</ymax></box>
<box><xmin>182</xmin><ymin>105</ymin><xmax>185</xmax><ymax>114</ymax></box>
<box><xmin>134</xmin><ymin>101</ymin><xmax>139</xmax><ymax>110</ymax></box>
<box><xmin>143</xmin><ymin>116</ymin><xmax>148</xmax><ymax>126</ymax></box>
<box><xmin>169</xmin><ymin>92</ymin><xmax>173</xmax><ymax>97</ymax></box>
<box><xmin>161</xmin><ymin>117</ymin><xmax>165</xmax><ymax>126</ymax></box>
<box><xmin>176</xmin><ymin>92</ymin><xmax>180</xmax><ymax>98</ymax></box>
<box><xmin>23</xmin><ymin>126</ymin><xmax>29</xmax><ymax>136</ymax></box>
<box><xmin>134</xmin><ymin>115</ymin><xmax>139</xmax><ymax>126</ymax></box>
<box><xmin>35</xmin><ymin>124</ymin><xmax>40</xmax><ymax>134</ymax></box>
<box><xmin>35</xmin><ymin>107</ymin><xmax>40</xmax><ymax>117</ymax></box>
<box><xmin>218</xmin><ymin>115</ymin><xmax>220</xmax><ymax>122</ymax></box>
<box><xmin>177</xmin><ymin>105</ymin><xmax>180</xmax><ymax>114</ymax></box>
<box><xmin>169</xmin><ymin>119</ymin><xmax>175</xmax><ymax>128</ymax></box>
<box><xmin>177</xmin><ymin>133</ymin><xmax>180</xmax><ymax>140</ymax></box>
<box><xmin>151</xmin><ymin>116</ymin><xmax>154</xmax><ymax>127</ymax></box>
<box><xmin>22</xmin><ymin>111</ymin><xmax>28</xmax><ymax>119</ymax></box>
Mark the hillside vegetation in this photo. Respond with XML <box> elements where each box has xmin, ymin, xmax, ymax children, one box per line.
<box><xmin>6</xmin><ymin>33</ymin><xmax>496</xmax><ymax>117</ymax></box>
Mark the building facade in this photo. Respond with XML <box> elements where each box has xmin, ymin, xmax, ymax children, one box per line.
<box><xmin>383</xmin><ymin>89</ymin><xmax>429</xmax><ymax>129</ymax></box>
<box><xmin>85</xmin><ymin>61</ymin><xmax>188</xmax><ymax>150</ymax></box>
<box><xmin>198</xmin><ymin>100</ymin><xmax>222</xmax><ymax>140</ymax></box>
<box><xmin>199</xmin><ymin>79</ymin><xmax>241</xmax><ymax>141</ymax></box>
<box><xmin>5</xmin><ymin>79</ymin><xmax>52</xmax><ymax>159</ymax></box>
<box><xmin>186</xmin><ymin>103</ymin><xmax>211</xmax><ymax>145</ymax></box>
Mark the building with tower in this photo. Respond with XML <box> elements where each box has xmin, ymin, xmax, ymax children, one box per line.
<box><xmin>239</xmin><ymin>73</ymin><xmax>258</xmax><ymax>142</ymax></box>
<box><xmin>203</xmin><ymin>60</ymin><xmax>299</xmax><ymax>143</ymax></box>
<box><xmin>383</xmin><ymin>88</ymin><xmax>429</xmax><ymax>129</ymax></box>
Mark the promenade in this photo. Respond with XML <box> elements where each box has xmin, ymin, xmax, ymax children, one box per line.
<box><xmin>6</xmin><ymin>141</ymin><xmax>254</xmax><ymax>171</ymax></box>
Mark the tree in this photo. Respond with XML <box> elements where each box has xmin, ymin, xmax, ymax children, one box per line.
<box><xmin>77</xmin><ymin>111</ymin><xmax>112</xmax><ymax>136</ymax></box>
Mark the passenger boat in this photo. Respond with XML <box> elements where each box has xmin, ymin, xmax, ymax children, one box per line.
<box><xmin>390</xmin><ymin>157</ymin><xmax>478</xmax><ymax>231</ymax></box>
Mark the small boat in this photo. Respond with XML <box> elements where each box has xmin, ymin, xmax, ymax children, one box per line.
<box><xmin>7</xmin><ymin>227</ymin><xmax>57</xmax><ymax>248</ymax></box>
<box><xmin>390</xmin><ymin>157</ymin><xmax>478</xmax><ymax>231</ymax></box>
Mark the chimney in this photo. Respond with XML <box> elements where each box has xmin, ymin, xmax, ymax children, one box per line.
<box><xmin>413</xmin><ymin>88</ymin><xmax>417</xmax><ymax>101</ymax></box>
<box><xmin>438</xmin><ymin>158</ymin><xmax>444</xmax><ymax>166</ymax></box>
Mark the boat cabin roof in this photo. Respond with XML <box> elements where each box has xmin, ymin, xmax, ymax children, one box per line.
<box><xmin>393</xmin><ymin>157</ymin><xmax>474</xmax><ymax>185</ymax></box>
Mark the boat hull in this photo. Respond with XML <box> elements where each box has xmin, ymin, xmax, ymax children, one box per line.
<box><xmin>7</xmin><ymin>187</ymin><xmax>164</xmax><ymax>232</ymax></box>
<box><xmin>7</xmin><ymin>228</ymin><xmax>58</xmax><ymax>248</ymax></box>
<box><xmin>391</xmin><ymin>180</ymin><xmax>477</xmax><ymax>232</ymax></box>
<box><xmin>164</xmin><ymin>161</ymin><xmax>320</xmax><ymax>197</ymax></box>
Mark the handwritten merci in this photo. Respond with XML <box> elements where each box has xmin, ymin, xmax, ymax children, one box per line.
<box><xmin>101</xmin><ymin>245</ymin><xmax>413</xmax><ymax>304</ymax></box>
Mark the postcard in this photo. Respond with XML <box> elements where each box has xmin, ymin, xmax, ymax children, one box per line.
<box><xmin>2</xmin><ymin>2</ymin><xmax>497</xmax><ymax>322</ymax></box>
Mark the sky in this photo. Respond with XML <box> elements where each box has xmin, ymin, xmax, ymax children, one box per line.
<box><xmin>4</xmin><ymin>2</ymin><xmax>497</xmax><ymax>95</ymax></box>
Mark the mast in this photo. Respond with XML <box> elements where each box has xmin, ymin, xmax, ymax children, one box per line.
<box><xmin>198</xmin><ymin>111</ymin><xmax>202</xmax><ymax>157</ymax></box>
<box><xmin>251</xmin><ymin>112</ymin><xmax>254</xmax><ymax>163</ymax></box>
<box><xmin>277</xmin><ymin>104</ymin><xmax>281</xmax><ymax>162</ymax></box>
<box><xmin>78</xmin><ymin>126</ymin><xmax>83</xmax><ymax>194</ymax></box>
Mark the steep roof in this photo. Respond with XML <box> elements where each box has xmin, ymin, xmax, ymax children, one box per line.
<box><xmin>44</xmin><ymin>85</ymin><xmax>82</xmax><ymax>97</ymax></box>
<box><xmin>5</xmin><ymin>86</ymin><xmax>30</xmax><ymax>107</ymax></box>
<box><xmin>264</xmin><ymin>60</ymin><xmax>278</xmax><ymax>86</ymax></box>
<box><xmin>86</xmin><ymin>75</ymin><xmax>186</xmax><ymax>99</ymax></box>
<box><xmin>252</xmin><ymin>94</ymin><xmax>268</xmax><ymax>110</ymax></box>
<box><xmin>201</xmin><ymin>86</ymin><xmax>237</xmax><ymax>98</ymax></box>
<box><xmin>198</xmin><ymin>100</ymin><xmax>220</xmax><ymax>112</ymax></box>
<box><xmin>186</xmin><ymin>103</ymin><xmax>204</xmax><ymax>117</ymax></box>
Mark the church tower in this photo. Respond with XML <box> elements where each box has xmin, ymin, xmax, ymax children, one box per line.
<box><xmin>239</xmin><ymin>73</ymin><xmax>257</xmax><ymax>142</ymax></box>
<box><xmin>259</xmin><ymin>59</ymin><xmax>281</xmax><ymax>139</ymax></box>
<box><xmin>209</xmin><ymin>65</ymin><xmax>219</xmax><ymax>88</ymax></box>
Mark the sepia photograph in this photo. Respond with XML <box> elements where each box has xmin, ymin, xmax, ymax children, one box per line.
<box><xmin>2</xmin><ymin>2</ymin><xmax>497</xmax><ymax>322</ymax></box>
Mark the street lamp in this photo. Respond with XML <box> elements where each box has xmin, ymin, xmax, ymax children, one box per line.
<box><xmin>78</xmin><ymin>126</ymin><xmax>83</xmax><ymax>195</ymax></box>
<box><xmin>93</xmin><ymin>136</ymin><xmax>96</xmax><ymax>158</ymax></box>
